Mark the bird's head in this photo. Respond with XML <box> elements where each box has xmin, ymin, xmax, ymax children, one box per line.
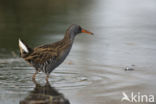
<box><xmin>67</xmin><ymin>24</ymin><xmax>93</xmax><ymax>36</ymax></box>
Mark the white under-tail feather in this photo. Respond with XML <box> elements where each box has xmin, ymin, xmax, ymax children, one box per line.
<box><xmin>18</xmin><ymin>38</ymin><xmax>29</xmax><ymax>53</ymax></box>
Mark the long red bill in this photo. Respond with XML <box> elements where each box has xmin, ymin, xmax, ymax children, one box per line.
<box><xmin>81</xmin><ymin>29</ymin><xmax>93</xmax><ymax>35</ymax></box>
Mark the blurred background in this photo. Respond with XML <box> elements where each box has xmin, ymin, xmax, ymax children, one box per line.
<box><xmin>0</xmin><ymin>0</ymin><xmax>156</xmax><ymax>104</ymax></box>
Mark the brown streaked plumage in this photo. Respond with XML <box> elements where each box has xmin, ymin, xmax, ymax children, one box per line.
<box><xmin>18</xmin><ymin>24</ymin><xmax>93</xmax><ymax>81</ymax></box>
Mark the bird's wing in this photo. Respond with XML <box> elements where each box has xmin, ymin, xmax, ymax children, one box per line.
<box><xmin>24</xmin><ymin>39</ymin><xmax>71</xmax><ymax>67</ymax></box>
<box><xmin>25</xmin><ymin>47</ymin><xmax>58</xmax><ymax>66</ymax></box>
<box><xmin>34</xmin><ymin>40</ymin><xmax>71</xmax><ymax>59</ymax></box>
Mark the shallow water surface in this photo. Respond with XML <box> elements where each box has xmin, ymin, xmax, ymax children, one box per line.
<box><xmin>0</xmin><ymin>0</ymin><xmax>156</xmax><ymax>104</ymax></box>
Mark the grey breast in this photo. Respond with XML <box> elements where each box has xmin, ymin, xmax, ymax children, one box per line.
<box><xmin>43</xmin><ymin>45</ymin><xmax>72</xmax><ymax>74</ymax></box>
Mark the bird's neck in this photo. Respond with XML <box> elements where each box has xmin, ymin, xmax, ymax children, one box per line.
<box><xmin>63</xmin><ymin>30</ymin><xmax>75</xmax><ymax>44</ymax></box>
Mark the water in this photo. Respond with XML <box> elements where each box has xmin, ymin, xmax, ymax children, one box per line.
<box><xmin>0</xmin><ymin>0</ymin><xmax>156</xmax><ymax>104</ymax></box>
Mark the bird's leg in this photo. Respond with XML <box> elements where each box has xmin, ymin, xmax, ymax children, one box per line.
<box><xmin>32</xmin><ymin>76</ymin><xmax>38</xmax><ymax>85</ymax></box>
<box><xmin>46</xmin><ymin>74</ymin><xmax>49</xmax><ymax>82</ymax></box>
<box><xmin>32</xmin><ymin>70</ymin><xmax>38</xmax><ymax>81</ymax></box>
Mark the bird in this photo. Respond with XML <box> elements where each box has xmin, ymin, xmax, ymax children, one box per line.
<box><xmin>18</xmin><ymin>24</ymin><xmax>93</xmax><ymax>81</ymax></box>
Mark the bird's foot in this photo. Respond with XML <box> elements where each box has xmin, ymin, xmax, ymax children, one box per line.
<box><xmin>46</xmin><ymin>75</ymin><xmax>49</xmax><ymax>82</ymax></box>
<box><xmin>32</xmin><ymin>71</ymin><xmax>38</xmax><ymax>81</ymax></box>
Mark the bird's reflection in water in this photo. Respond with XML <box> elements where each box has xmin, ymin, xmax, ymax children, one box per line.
<box><xmin>20</xmin><ymin>80</ymin><xmax>70</xmax><ymax>104</ymax></box>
